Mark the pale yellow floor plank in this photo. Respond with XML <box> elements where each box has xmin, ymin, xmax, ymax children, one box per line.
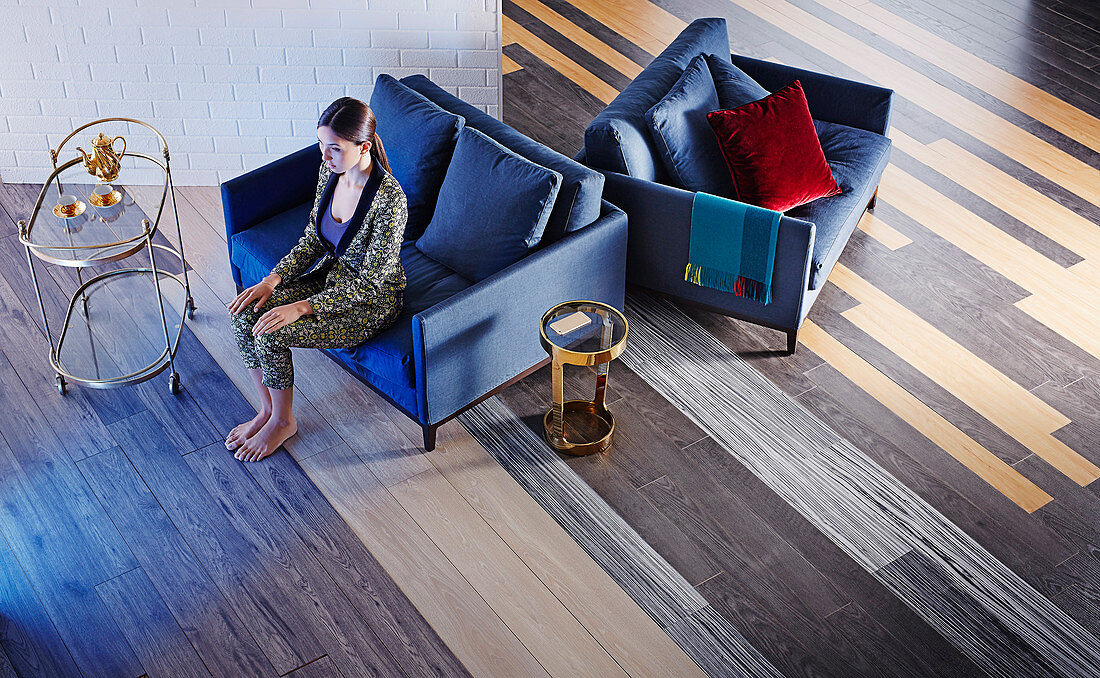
<box><xmin>503</xmin><ymin>54</ymin><xmax>523</xmax><ymax>74</ymax></box>
<box><xmin>814</xmin><ymin>0</ymin><xmax>1100</xmax><ymax>153</ymax></box>
<box><xmin>857</xmin><ymin>210</ymin><xmax>912</xmax><ymax>250</ymax></box>
<box><xmin>891</xmin><ymin>131</ymin><xmax>1100</xmax><ymax>262</ymax></box>
<box><xmin>568</xmin><ymin>0</ymin><xmax>685</xmax><ymax>53</ymax></box>
<box><xmin>425</xmin><ymin>420</ymin><xmax>708</xmax><ymax>678</ymax></box>
<box><xmin>503</xmin><ymin>15</ymin><xmax>620</xmax><ymax>104</ymax></box>
<box><xmin>830</xmin><ymin>263</ymin><xmax>1100</xmax><ymax>486</ymax></box>
<box><xmin>514</xmin><ymin>0</ymin><xmax>644</xmax><ymax>79</ymax></box>
<box><xmin>800</xmin><ymin>321</ymin><xmax>1052</xmax><ymax>512</ymax></box>
<box><xmin>392</xmin><ymin>464</ymin><xmax>632</xmax><ymax>678</ymax></box>
<box><xmin>726</xmin><ymin>0</ymin><xmax>1100</xmax><ymax>206</ymax></box>
<box><xmin>300</xmin><ymin>445</ymin><xmax>552</xmax><ymax>678</ymax></box>
<box><xmin>177</xmin><ymin>186</ymin><xmax>228</xmax><ymax>243</ymax></box>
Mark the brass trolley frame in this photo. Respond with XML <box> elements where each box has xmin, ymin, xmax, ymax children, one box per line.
<box><xmin>18</xmin><ymin>118</ymin><xmax>196</xmax><ymax>394</ymax></box>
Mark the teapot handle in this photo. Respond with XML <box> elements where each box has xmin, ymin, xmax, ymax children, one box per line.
<box><xmin>111</xmin><ymin>135</ymin><xmax>126</xmax><ymax>159</ymax></box>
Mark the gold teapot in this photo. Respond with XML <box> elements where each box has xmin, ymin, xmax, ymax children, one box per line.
<box><xmin>76</xmin><ymin>132</ymin><xmax>126</xmax><ymax>183</ymax></box>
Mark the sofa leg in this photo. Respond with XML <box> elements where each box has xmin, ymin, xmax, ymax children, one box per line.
<box><xmin>786</xmin><ymin>330</ymin><xmax>798</xmax><ymax>355</ymax></box>
<box><xmin>867</xmin><ymin>186</ymin><xmax>879</xmax><ymax>211</ymax></box>
<box><xmin>422</xmin><ymin>425</ymin><xmax>437</xmax><ymax>451</ymax></box>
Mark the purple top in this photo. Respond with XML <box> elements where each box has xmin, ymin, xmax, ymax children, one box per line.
<box><xmin>318</xmin><ymin>160</ymin><xmax>383</xmax><ymax>256</ymax></box>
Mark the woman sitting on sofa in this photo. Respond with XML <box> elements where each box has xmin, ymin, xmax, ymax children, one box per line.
<box><xmin>225</xmin><ymin>97</ymin><xmax>407</xmax><ymax>462</ymax></box>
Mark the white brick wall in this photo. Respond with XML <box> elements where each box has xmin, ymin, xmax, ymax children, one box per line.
<box><xmin>1</xmin><ymin>0</ymin><xmax>502</xmax><ymax>185</ymax></box>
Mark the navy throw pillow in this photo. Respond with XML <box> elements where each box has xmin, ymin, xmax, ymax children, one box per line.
<box><xmin>416</xmin><ymin>127</ymin><xmax>562</xmax><ymax>282</ymax></box>
<box><xmin>704</xmin><ymin>53</ymin><xmax>769</xmax><ymax>109</ymax></box>
<box><xmin>645</xmin><ymin>54</ymin><xmax>734</xmax><ymax>197</ymax></box>
<box><xmin>369</xmin><ymin>74</ymin><xmax>464</xmax><ymax>240</ymax></box>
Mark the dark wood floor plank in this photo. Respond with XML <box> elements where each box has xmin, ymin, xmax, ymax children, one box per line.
<box><xmin>184</xmin><ymin>441</ymin><xmax>411</xmax><ymax>678</ymax></box>
<box><xmin>502</xmin><ymin>42</ymin><xmax>607</xmax><ymax>125</ymax></box>
<box><xmin>77</xmin><ymin>445</ymin><xmax>276</xmax><ymax>677</ymax></box>
<box><xmin>287</xmin><ymin>655</ymin><xmax>346</xmax><ymax>678</ymax></box>
<box><xmin>1053</xmin><ymin>585</ymin><xmax>1100</xmax><ymax>637</ymax></box>
<box><xmin>0</xmin><ymin>532</ymin><xmax>81</xmax><ymax>678</ymax></box>
<box><xmin>244</xmin><ymin>448</ymin><xmax>471</xmax><ymax>678</ymax></box>
<box><xmin>107</xmin><ymin>410</ymin><xmax>326</xmax><ymax>675</ymax></box>
<box><xmin>95</xmin><ymin>567</ymin><xmax>212</xmax><ymax>678</ymax></box>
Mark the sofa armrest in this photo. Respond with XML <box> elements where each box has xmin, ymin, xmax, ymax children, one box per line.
<box><xmin>731</xmin><ymin>55</ymin><xmax>894</xmax><ymax>136</ymax></box>
<box><xmin>220</xmin><ymin>144</ymin><xmax>322</xmax><ymax>241</ymax></box>
<box><xmin>412</xmin><ymin>204</ymin><xmax>628</xmax><ymax>425</ymax></box>
<box><xmin>601</xmin><ymin>170</ymin><xmax>815</xmax><ymax>333</ymax></box>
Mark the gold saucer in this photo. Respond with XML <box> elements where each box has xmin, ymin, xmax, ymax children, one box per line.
<box><xmin>53</xmin><ymin>201</ymin><xmax>86</xmax><ymax>218</ymax></box>
<box><xmin>88</xmin><ymin>189</ymin><xmax>122</xmax><ymax>207</ymax></box>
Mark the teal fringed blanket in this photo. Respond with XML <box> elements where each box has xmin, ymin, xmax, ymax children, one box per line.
<box><xmin>684</xmin><ymin>192</ymin><xmax>781</xmax><ymax>304</ymax></box>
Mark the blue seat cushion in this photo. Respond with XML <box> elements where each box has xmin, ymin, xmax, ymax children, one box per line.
<box><xmin>328</xmin><ymin>240</ymin><xmax>471</xmax><ymax>389</ymax></box>
<box><xmin>705</xmin><ymin>53</ymin><xmax>769</xmax><ymax>109</ymax></box>
<box><xmin>400</xmin><ymin>74</ymin><xmax>603</xmax><ymax>243</ymax></box>
<box><xmin>788</xmin><ymin>120</ymin><xmax>892</xmax><ymax>289</ymax></box>
<box><xmin>370</xmin><ymin>74</ymin><xmax>464</xmax><ymax>241</ymax></box>
<box><xmin>584</xmin><ymin>18</ymin><xmax>731</xmax><ymax>182</ymax></box>
<box><xmin>230</xmin><ymin>201</ymin><xmax>314</xmax><ymax>283</ymax></box>
<box><xmin>645</xmin><ymin>54</ymin><xmax>734</xmax><ymax>197</ymax></box>
<box><xmin>417</xmin><ymin>127</ymin><xmax>562</xmax><ymax>282</ymax></box>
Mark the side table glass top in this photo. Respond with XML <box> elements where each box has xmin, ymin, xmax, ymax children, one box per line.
<box><xmin>540</xmin><ymin>301</ymin><xmax>627</xmax><ymax>363</ymax></box>
<box><xmin>23</xmin><ymin>157</ymin><xmax>160</xmax><ymax>266</ymax></box>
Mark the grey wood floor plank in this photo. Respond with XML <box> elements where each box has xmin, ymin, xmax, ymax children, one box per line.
<box><xmin>0</xmin><ymin>532</ymin><xmax>81</xmax><ymax>678</ymax></box>
<box><xmin>77</xmin><ymin>445</ymin><xmax>276</xmax><ymax>677</ymax></box>
<box><xmin>287</xmin><ymin>655</ymin><xmax>346</xmax><ymax>678</ymax></box>
<box><xmin>96</xmin><ymin>567</ymin><xmax>213</xmax><ymax>678</ymax></box>
<box><xmin>107</xmin><ymin>410</ymin><xmax>326</xmax><ymax>675</ymax></box>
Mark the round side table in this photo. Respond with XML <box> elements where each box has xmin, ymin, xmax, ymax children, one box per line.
<box><xmin>539</xmin><ymin>300</ymin><xmax>628</xmax><ymax>455</ymax></box>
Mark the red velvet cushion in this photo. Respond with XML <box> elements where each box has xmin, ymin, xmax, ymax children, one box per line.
<box><xmin>707</xmin><ymin>80</ymin><xmax>841</xmax><ymax>212</ymax></box>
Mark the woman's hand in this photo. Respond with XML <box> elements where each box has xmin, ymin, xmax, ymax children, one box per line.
<box><xmin>227</xmin><ymin>274</ymin><xmax>280</xmax><ymax>315</ymax></box>
<box><xmin>252</xmin><ymin>300</ymin><xmax>313</xmax><ymax>336</ymax></box>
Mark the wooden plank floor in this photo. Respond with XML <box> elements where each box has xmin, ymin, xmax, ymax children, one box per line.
<box><xmin>1</xmin><ymin>0</ymin><xmax>1097</xmax><ymax>675</ymax></box>
<box><xmin>498</xmin><ymin>0</ymin><xmax>1100</xmax><ymax>675</ymax></box>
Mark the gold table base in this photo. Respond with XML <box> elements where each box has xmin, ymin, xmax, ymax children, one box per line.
<box><xmin>544</xmin><ymin>399</ymin><xmax>615</xmax><ymax>456</ymax></box>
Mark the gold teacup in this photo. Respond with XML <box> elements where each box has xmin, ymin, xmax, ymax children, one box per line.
<box><xmin>89</xmin><ymin>183</ymin><xmax>121</xmax><ymax>207</ymax></box>
<box><xmin>53</xmin><ymin>194</ymin><xmax>86</xmax><ymax>218</ymax></box>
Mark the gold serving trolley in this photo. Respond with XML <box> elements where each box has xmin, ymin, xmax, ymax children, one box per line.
<box><xmin>18</xmin><ymin>118</ymin><xmax>195</xmax><ymax>395</ymax></box>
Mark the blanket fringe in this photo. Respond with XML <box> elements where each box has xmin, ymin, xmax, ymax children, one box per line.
<box><xmin>684</xmin><ymin>263</ymin><xmax>771</xmax><ymax>304</ymax></box>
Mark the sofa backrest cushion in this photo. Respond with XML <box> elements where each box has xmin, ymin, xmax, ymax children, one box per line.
<box><xmin>416</xmin><ymin>127</ymin><xmax>563</xmax><ymax>282</ymax></box>
<box><xmin>705</xmin><ymin>53</ymin><xmax>770</xmax><ymax>109</ymax></box>
<box><xmin>400</xmin><ymin>74</ymin><xmax>603</xmax><ymax>243</ymax></box>
<box><xmin>584</xmin><ymin>17</ymin><xmax>731</xmax><ymax>182</ymax></box>
<box><xmin>645</xmin><ymin>54</ymin><xmax>735</xmax><ymax>197</ymax></box>
<box><xmin>370</xmin><ymin>74</ymin><xmax>464</xmax><ymax>241</ymax></box>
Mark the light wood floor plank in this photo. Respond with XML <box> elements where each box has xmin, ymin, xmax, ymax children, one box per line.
<box><xmin>391</xmin><ymin>464</ymin><xmax>632</xmax><ymax>678</ymax></box>
<box><xmin>503</xmin><ymin>54</ymin><xmax>523</xmax><ymax>73</ymax></box>
<box><xmin>800</xmin><ymin>320</ymin><xmax>1052</xmax><ymax>512</ymax></box>
<box><xmin>891</xmin><ymin>131</ymin><xmax>1100</xmax><ymax>262</ymax></box>
<box><xmin>829</xmin><ymin>263</ymin><xmax>1100</xmax><ymax>486</ymax></box>
<box><xmin>724</xmin><ymin>0</ymin><xmax>1100</xmax><ymax>207</ymax></box>
<box><xmin>424</xmin><ymin>420</ymin><xmax>708</xmax><ymax>677</ymax></box>
<box><xmin>299</xmin><ymin>444</ymin><xmax>551</xmax><ymax>678</ymax></box>
<box><xmin>503</xmin><ymin>15</ymin><xmax>620</xmax><ymax>104</ymax></box>
<box><xmin>857</xmin><ymin>210</ymin><xmax>913</xmax><ymax>250</ymax></box>
<box><xmin>814</xmin><ymin>0</ymin><xmax>1100</xmax><ymax>153</ymax></box>
<box><xmin>565</xmin><ymin>0</ymin><xmax>686</xmax><ymax>54</ymax></box>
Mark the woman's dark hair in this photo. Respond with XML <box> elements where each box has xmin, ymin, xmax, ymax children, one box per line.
<box><xmin>317</xmin><ymin>97</ymin><xmax>391</xmax><ymax>174</ymax></box>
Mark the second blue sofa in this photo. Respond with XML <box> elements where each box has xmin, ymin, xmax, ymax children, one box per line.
<box><xmin>223</xmin><ymin>75</ymin><xmax>627</xmax><ymax>450</ymax></box>
<box><xmin>581</xmin><ymin>18</ymin><xmax>893</xmax><ymax>353</ymax></box>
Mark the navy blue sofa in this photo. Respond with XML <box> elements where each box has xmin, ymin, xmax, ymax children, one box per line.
<box><xmin>223</xmin><ymin>75</ymin><xmax>627</xmax><ymax>450</ymax></box>
<box><xmin>581</xmin><ymin>18</ymin><xmax>893</xmax><ymax>353</ymax></box>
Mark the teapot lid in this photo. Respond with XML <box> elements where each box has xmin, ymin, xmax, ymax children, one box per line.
<box><xmin>92</xmin><ymin>132</ymin><xmax>114</xmax><ymax>145</ymax></box>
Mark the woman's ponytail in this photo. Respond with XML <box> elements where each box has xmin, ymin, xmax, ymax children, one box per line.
<box><xmin>370</xmin><ymin>131</ymin><xmax>391</xmax><ymax>174</ymax></box>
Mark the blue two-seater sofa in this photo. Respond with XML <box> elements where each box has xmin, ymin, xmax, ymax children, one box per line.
<box><xmin>581</xmin><ymin>18</ymin><xmax>893</xmax><ymax>353</ymax></box>
<box><xmin>223</xmin><ymin>75</ymin><xmax>626</xmax><ymax>450</ymax></box>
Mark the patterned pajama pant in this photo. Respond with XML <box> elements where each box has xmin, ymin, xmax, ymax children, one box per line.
<box><xmin>231</xmin><ymin>277</ymin><xmax>396</xmax><ymax>390</ymax></box>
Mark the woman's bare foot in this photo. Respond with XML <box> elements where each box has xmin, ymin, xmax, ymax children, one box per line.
<box><xmin>236</xmin><ymin>415</ymin><xmax>297</xmax><ymax>462</ymax></box>
<box><xmin>225</xmin><ymin>410</ymin><xmax>271</xmax><ymax>451</ymax></box>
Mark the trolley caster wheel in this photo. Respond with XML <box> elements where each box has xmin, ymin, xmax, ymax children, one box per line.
<box><xmin>168</xmin><ymin>372</ymin><xmax>181</xmax><ymax>395</ymax></box>
<box><xmin>80</xmin><ymin>297</ymin><xmax>89</xmax><ymax>318</ymax></box>
<box><xmin>186</xmin><ymin>303</ymin><xmax>195</xmax><ymax>320</ymax></box>
<box><xmin>56</xmin><ymin>375</ymin><xmax>67</xmax><ymax>395</ymax></box>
